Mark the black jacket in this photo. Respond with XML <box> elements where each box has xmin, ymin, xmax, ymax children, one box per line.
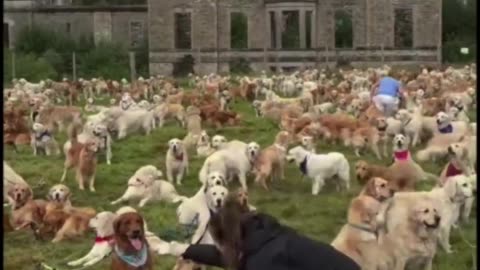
<box><xmin>182</xmin><ymin>213</ymin><xmax>360</xmax><ymax>270</ymax></box>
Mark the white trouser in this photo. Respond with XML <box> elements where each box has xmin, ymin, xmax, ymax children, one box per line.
<box><xmin>373</xmin><ymin>94</ymin><xmax>399</xmax><ymax>117</ymax></box>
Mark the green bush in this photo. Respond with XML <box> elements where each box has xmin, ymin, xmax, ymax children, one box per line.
<box><xmin>77</xmin><ymin>41</ymin><xmax>130</xmax><ymax>80</ymax></box>
<box><xmin>229</xmin><ymin>57</ymin><xmax>251</xmax><ymax>75</ymax></box>
<box><xmin>442</xmin><ymin>39</ymin><xmax>476</xmax><ymax>64</ymax></box>
<box><xmin>4</xmin><ymin>49</ymin><xmax>57</xmax><ymax>83</ymax></box>
<box><xmin>173</xmin><ymin>55</ymin><xmax>195</xmax><ymax>77</ymax></box>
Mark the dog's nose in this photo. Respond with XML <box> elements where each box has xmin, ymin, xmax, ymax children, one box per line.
<box><xmin>16</xmin><ymin>194</ymin><xmax>21</xmax><ymax>200</ymax></box>
<box><xmin>216</xmin><ymin>199</ymin><xmax>222</xmax><ymax>206</ymax></box>
<box><xmin>436</xmin><ymin>119</ymin><xmax>441</xmax><ymax>124</ymax></box>
<box><xmin>434</xmin><ymin>215</ymin><xmax>441</xmax><ymax>224</ymax></box>
<box><xmin>216</xmin><ymin>181</ymin><xmax>222</xmax><ymax>186</ymax></box>
<box><xmin>132</xmin><ymin>230</ymin><xmax>141</xmax><ymax>238</ymax></box>
<box><xmin>55</xmin><ymin>193</ymin><xmax>60</xmax><ymax>200</ymax></box>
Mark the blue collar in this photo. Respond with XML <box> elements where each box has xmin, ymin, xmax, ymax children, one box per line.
<box><xmin>438</xmin><ymin>124</ymin><xmax>453</xmax><ymax>134</ymax></box>
<box><xmin>36</xmin><ymin>131</ymin><xmax>51</xmax><ymax>141</ymax></box>
<box><xmin>114</xmin><ymin>243</ymin><xmax>148</xmax><ymax>268</ymax></box>
<box><xmin>299</xmin><ymin>156</ymin><xmax>308</xmax><ymax>175</ymax></box>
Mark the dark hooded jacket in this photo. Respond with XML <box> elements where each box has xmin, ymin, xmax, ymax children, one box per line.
<box><xmin>182</xmin><ymin>213</ymin><xmax>360</xmax><ymax>270</ymax></box>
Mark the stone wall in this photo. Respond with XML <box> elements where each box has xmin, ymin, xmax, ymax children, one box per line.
<box><xmin>4</xmin><ymin>6</ymin><xmax>147</xmax><ymax>49</ymax></box>
<box><xmin>148</xmin><ymin>0</ymin><xmax>441</xmax><ymax>76</ymax></box>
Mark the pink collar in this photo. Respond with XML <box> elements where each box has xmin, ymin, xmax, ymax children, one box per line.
<box><xmin>394</xmin><ymin>150</ymin><xmax>410</xmax><ymax>161</ymax></box>
<box><xmin>95</xmin><ymin>235</ymin><xmax>114</xmax><ymax>245</ymax></box>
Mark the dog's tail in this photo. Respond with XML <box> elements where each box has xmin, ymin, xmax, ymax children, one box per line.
<box><xmin>172</xmin><ymin>195</ymin><xmax>188</xmax><ymax>204</ymax></box>
<box><xmin>416</xmin><ymin>146</ymin><xmax>446</xmax><ymax>162</ymax></box>
<box><xmin>67</xmin><ymin>122</ymin><xmax>81</xmax><ymax>144</ymax></box>
<box><xmin>198</xmin><ymin>161</ymin><xmax>210</xmax><ymax>184</ymax></box>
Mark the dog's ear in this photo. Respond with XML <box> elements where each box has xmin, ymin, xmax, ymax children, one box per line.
<box><xmin>25</xmin><ymin>187</ymin><xmax>34</xmax><ymax>201</ymax></box>
<box><xmin>443</xmin><ymin>178</ymin><xmax>458</xmax><ymax>199</ymax></box>
<box><xmin>65</xmin><ymin>189</ymin><xmax>72</xmax><ymax>201</ymax></box>
<box><xmin>203</xmin><ymin>184</ymin><xmax>209</xmax><ymax>193</ymax></box>
<box><xmin>364</xmin><ymin>178</ymin><xmax>377</xmax><ymax>197</ymax></box>
<box><xmin>47</xmin><ymin>191</ymin><xmax>54</xmax><ymax>201</ymax></box>
<box><xmin>7</xmin><ymin>186</ymin><xmax>15</xmax><ymax>199</ymax></box>
<box><xmin>113</xmin><ymin>216</ymin><xmax>123</xmax><ymax>234</ymax></box>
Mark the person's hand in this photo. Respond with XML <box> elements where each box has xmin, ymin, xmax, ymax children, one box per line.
<box><xmin>168</xmin><ymin>241</ymin><xmax>190</xmax><ymax>257</ymax></box>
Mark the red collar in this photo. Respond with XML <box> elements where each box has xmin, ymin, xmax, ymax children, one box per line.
<box><xmin>174</xmin><ymin>152</ymin><xmax>184</xmax><ymax>161</ymax></box>
<box><xmin>95</xmin><ymin>235</ymin><xmax>114</xmax><ymax>245</ymax></box>
<box><xmin>446</xmin><ymin>162</ymin><xmax>463</xmax><ymax>178</ymax></box>
<box><xmin>394</xmin><ymin>150</ymin><xmax>409</xmax><ymax>161</ymax></box>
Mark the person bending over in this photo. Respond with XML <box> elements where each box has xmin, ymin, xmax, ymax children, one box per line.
<box><xmin>167</xmin><ymin>194</ymin><xmax>360</xmax><ymax>270</ymax></box>
<box><xmin>370</xmin><ymin>73</ymin><xmax>405</xmax><ymax>117</ymax></box>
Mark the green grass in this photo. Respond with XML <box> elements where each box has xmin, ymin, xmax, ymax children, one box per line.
<box><xmin>4</xmin><ymin>99</ymin><xmax>477</xmax><ymax>270</ymax></box>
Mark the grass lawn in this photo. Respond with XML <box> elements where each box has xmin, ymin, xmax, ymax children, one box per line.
<box><xmin>4</xmin><ymin>98</ymin><xmax>477</xmax><ymax>270</ymax></box>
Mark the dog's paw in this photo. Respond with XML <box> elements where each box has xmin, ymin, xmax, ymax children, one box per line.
<box><xmin>90</xmin><ymin>187</ymin><xmax>96</xmax><ymax>192</ymax></box>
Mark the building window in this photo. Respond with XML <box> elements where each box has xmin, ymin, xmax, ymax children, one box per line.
<box><xmin>281</xmin><ymin>10</ymin><xmax>300</xmax><ymax>49</ymax></box>
<box><xmin>174</xmin><ymin>12</ymin><xmax>192</xmax><ymax>49</ymax></box>
<box><xmin>269</xmin><ymin>11</ymin><xmax>276</xmax><ymax>49</ymax></box>
<box><xmin>4</xmin><ymin>23</ymin><xmax>9</xmax><ymax>48</ymax></box>
<box><xmin>230</xmin><ymin>12</ymin><xmax>248</xmax><ymax>49</ymax></box>
<box><xmin>335</xmin><ymin>9</ymin><xmax>353</xmax><ymax>48</ymax></box>
<box><xmin>305</xmin><ymin>11</ymin><xmax>313</xmax><ymax>49</ymax></box>
<box><xmin>66</xmin><ymin>22</ymin><xmax>71</xmax><ymax>35</ymax></box>
<box><xmin>394</xmin><ymin>8</ymin><xmax>413</xmax><ymax>48</ymax></box>
<box><xmin>129</xmin><ymin>20</ymin><xmax>144</xmax><ymax>48</ymax></box>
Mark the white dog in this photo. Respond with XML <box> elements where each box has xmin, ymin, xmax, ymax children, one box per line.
<box><xmin>111</xmin><ymin>165</ymin><xmax>186</xmax><ymax>207</ymax></box>
<box><xmin>395</xmin><ymin>108</ymin><xmax>423</xmax><ymax>147</ymax></box>
<box><xmin>198</xmin><ymin>142</ymin><xmax>259</xmax><ymax>191</ymax></box>
<box><xmin>196</xmin><ymin>131</ymin><xmax>215</xmax><ymax>157</ymax></box>
<box><xmin>176</xmin><ymin>182</ymin><xmax>229</xmax><ymax>245</ymax></box>
<box><xmin>67</xmin><ymin>211</ymin><xmax>117</xmax><ymax>267</ymax></box>
<box><xmin>47</xmin><ymin>184</ymin><xmax>72</xmax><ymax>206</ymax></box>
<box><xmin>286</xmin><ymin>146</ymin><xmax>350</xmax><ymax>195</ymax></box>
<box><xmin>435</xmin><ymin>111</ymin><xmax>470</xmax><ymax>135</ymax></box>
<box><xmin>31</xmin><ymin>123</ymin><xmax>60</xmax><ymax>156</ymax></box>
<box><xmin>166</xmin><ymin>138</ymin><xmax>189</xmax><ymax>185</ymax></box>
<box><xmin>112</xmin><ymin>109</ymin><xmax>156</xmax><ymax>139</ymax></box>
<box><xmin>384</xmin><ymin>175</ymin><xmax>473</xmax><ymax>254</ymax></box>
<box><xmin>3</xmin><ymin>162</ymin><xmax>29</xmax><ymax>205</ymax></box>
<box><xmin>211</xmin><ymin>135</ymin><xmax>228</xmax><ymax>150</ymax></box>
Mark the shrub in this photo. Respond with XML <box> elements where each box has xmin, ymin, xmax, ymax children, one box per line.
<box><xmin>4</xmin><ymin>49</ymin><xmax>57</xmax><ymax>83</ymax></box>
<box><xmin>229</xmin><ymin>57</ymin><xmax>251</xmax><ymax>75</ymax></box>
<box><xmin>77</xmin><ymin>41</ymin><xmax>130</xmax><ymax>80</ymax></box>
<box><xmin>173</xmin><ymin>55</ymin><xmax>195</xmax><ymax>77</ymax></box>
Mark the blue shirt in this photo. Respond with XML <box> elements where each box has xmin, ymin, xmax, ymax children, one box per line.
<box><xmin>377</xmin><ymin>77</ymin><xmax>401</xmax><ymax>97</ymax></box>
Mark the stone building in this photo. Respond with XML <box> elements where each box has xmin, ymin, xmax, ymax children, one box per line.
<box><xmin>148</xmin><ymin>0</ymin><xmax>442</xmax><ymax>75</ymax></box>
<box><xmin>4</xmin><ymin>1</ymin><xmax>147</xmax><ymax>50</ymax></box>
<box><xmin>4</xmin><ymin>0</ymin><xmax>442</xmax><ymax>76</ymax></box>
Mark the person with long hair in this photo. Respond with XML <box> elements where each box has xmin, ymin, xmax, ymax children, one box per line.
<box><xmin>167</xmin><ymin>193</ymin><xmax>360</xmax><ymax>270</ymax></box>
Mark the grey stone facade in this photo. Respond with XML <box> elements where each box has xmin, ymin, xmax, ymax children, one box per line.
<box><xmin>4</xmin><ymin>0</ymin><xmax>442</xmax><ymax>76</ymax></box>
<box><xmin>4</xmin><ymin>5</ymin><xmax>148</xmax><ymax>49</ymax></box>
<box><xmin>148</xmin><ymin>0</ymin><xmax>442</xmax><ymax>75</ymax></box>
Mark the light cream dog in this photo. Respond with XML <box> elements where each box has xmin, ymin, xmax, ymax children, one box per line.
<box><xmin>31</xmin><ymin>123</ymin><xmax>60</xmax><ymax>156</ymax></box>
<box><xmin>166</xmin><ymin>138</ymin><xmax>189</xmax><ymax>185</ymax></box>
<box><xmin>111</xmin><ymin>165</ymin><xmax>186</xmax><ymax>207</ymax></box>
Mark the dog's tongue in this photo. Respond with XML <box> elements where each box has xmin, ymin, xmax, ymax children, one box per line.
<box><xmin>130</xmin><ymin>239</ymin><xmax>143</xmax><ymax>251</ymax></box>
